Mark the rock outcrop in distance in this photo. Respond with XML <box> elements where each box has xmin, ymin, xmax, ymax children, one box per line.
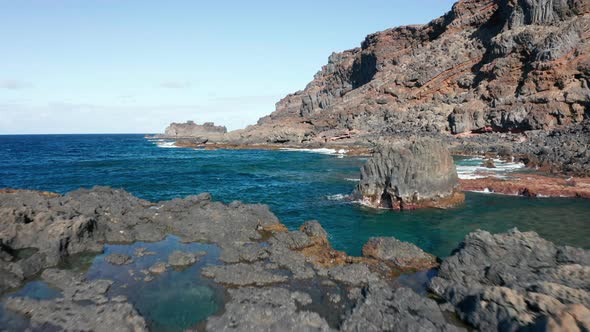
<box><xmin>356</xmin><ymin>138</ymin><xmax>464</xmax><ymax>210</ymax></box>
<box><xmin>163</xmin><ymin>121</ymin><xmax>227</xmax><ymax>143</ymax></box>
<box><xmin>0</xmin><ymin>188</ymin><xmax>588</xmax><ymax>330</ymax></box>
<box><xmin>212</xmin><ymin>0</ymin><xmax>589</xmax><ymax>175</ymax></box>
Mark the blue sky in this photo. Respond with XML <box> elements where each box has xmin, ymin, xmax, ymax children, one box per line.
<box><xmin>1</xmin><ymin>0</ymin><xmax>456</xmax><ymax>134</ymax></box>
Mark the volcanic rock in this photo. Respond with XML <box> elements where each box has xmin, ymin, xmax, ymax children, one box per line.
<box><xmin>148</xmin><ymin>262</ymin><xmax>169</xmax><ymax>274</ymax></box>
<box><xmin>105</xmin><ymin>253</ymin><xmax>133</xmax><ymax>266</ymax></box>
<box><xmin>164</xmin><ymin>121</ymin><xmax>226</xmax><ymax>141</ymax></box>
<box><xmin>217</xmin><ymin>0</ymin><xmax>590</xmax><ymax>175</ymax></box>
<box><xmin>362</xmin><ymin>237</ymin><xmax>438</xmax><ymax>271</ymax></box>
<box><xmin>4</xmin><ymin>268</ymin><xmax>147</xmax><ymax>331</ymax></box>
<box><xmin>201</xmin><ymin>262</ymin><xmax>289</xmax><ymax>286</ymax></box>
<box><xmin>341</xmin><ymin>282</ymin><xmax>464</xmax><ymax>332</ymax></box>
<box><xmin>168</xmin><ymin>250</ymin><xmax>206</xmax><ymax>267</ymax></box>
<box><xmin>429</xmin><ymin>228</ymin><xmax>590</xmax><ymax>331</ymax></box>
<box><xmin>356</xmin><ymin>138</ymin><xmax>464</xmax><ymax>210</ymax></box>
<box><xmin>206</xmin><ymin>287</ymin><xmax>332</xmax><ymax>331</ymax></box>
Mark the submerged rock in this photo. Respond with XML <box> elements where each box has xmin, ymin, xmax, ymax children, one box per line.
<box><xmin>105</xmin><ymin>253</ymin><xmax>133</xmax><ymax>265</ymax></box>
<box><xmin>206</xmin><ymin>287</ymin><xmax>332</xmax><ymax>331</ymax></box>
<box><xmin>201</xmin><ymin>262</ymin><xmax>289</xmax><ymax>286</ymax></box>
<box><xmin>5</xmin><ymin>268</ymin><xmax>147</xmax><ymax>331</ymax></box>
<box><xmin>362</xmin><ymin>237</ymin><xmax>438</xmax><ymax>271</ymax></box>
<box><xmin>429</xmin><ymin>228</ymin><xmax>590</xmax><ymax>331</ymax></box>
<box><xmin>356</xmin><ymin>138</ymin><xmax>464</xmax><ymax>210</ymax></box>
<box><xmin>148</xmin><ymin>262</ymin><xmax>169</xmax><ymax>274</ymax></box>
<box><xmin>168</xmin><ymin>250</ymin><xmax>206</xmax><ymax>268</ymax></box>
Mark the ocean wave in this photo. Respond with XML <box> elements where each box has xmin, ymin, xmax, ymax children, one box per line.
<box><xmin>455</xmin><ymin>157</ymin><xmax>525</xmax><ymax>180</ymax></box>
<box><xmin>344</xmin><ymin>178</ymin><xmax>360</xmax><ymax>182</ymax></box>
<box><xmin>326</xmin><ymin>193</ymin><xmax>349</xmax><ymax>201</ymax></box>
<box><xmin>155</xmin><ymin>141</ymin><xmax>178</xmax><ymax>148</ymax></box>
<box><xmin>280</xmin><ymin>148</ymin><xmax>348</xmax><ymax>155</ymax></box>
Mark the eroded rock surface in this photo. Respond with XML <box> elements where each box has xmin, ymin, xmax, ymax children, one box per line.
<box><xmin>5</xmin><ymin>268</ymin><xmax>147</xmax><ymax>331</ymax></box>
<box><xmin>168</xmin><ymin>250</ymin><xmax>206</xmax><ymax>268</ymax></box>
<box><xmin>0</xmin><ymin>186</ymin><xmax>281</xmax><ymax>293</ymax></box>
<box><xmin>362</xmin><ymin>237</ymin><xmax>438</xmax><ymax>271</ymax></box>
<box><xmin>356</xmin><ymin>138</ymin><xmax>464</xmax><ymax>210</ymax></box>
<box><xmin>105</xmin><ymin>253</ymin><xmax>133</xmax><ymax>266</ymax></box>
<box><xmin>430</xmin><ymin>228</ymin><xmax>590</xmax><ymax>331</ymax></box>
<box><xmin>2</xmin><ymin>188</ymin><xmax>588</xmax><ymax>331</ymax></box>
<box><xmin>342</xmin><ymin>282</ymin><xmax>463</xmax><ymax>332</ymax></box>
<box><xmin>206</xmin><ymin>287</ymin><xmax>333</xmax><ymax>331</ymax></box>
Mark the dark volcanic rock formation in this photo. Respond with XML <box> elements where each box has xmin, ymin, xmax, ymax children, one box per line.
<box><xmin>0</xmin><ymin>187</ymin><xmax>459</xmax><ymax>331</ymax></box>
<box><xmin>1</xmin><ymin>188</ymin><xmax>589</xmax><ymax>330</ymax></box>
<box><xmin>164</xmin><ymin>121</ymin><xmax>227</xmax><ymax>140</ymax></box>
<box><xmin>430</xmin><ymin>228</ymin><xmax>590</xmax><ymax>331</ymax></box>
<box><xmin>342</xmin><ymin>282</ymin><xmax>463</xmax><ymax>332</ymax></box>
<box><xmin>105</xmin><ymin>253</ymin><xmax>133</xmax><ymax>265</ymax></box>
<box><xmin>222</xmin><ymin>0</ymin><xmax>589</xmax><ymax>174</ymax></box>
<box><xmin>362</xmin><ymin>237</ymin><xmax>438</xmax><ymax>271</ymax></box>
<box><xmin>356</xmin><ymin>138</ymin><xmax>464</xmax><ymax>210</ymax></box>
<box><xmin>0</xmin><ymin>187</ymin><xmax>279</xmax><ymax>293</ymax></box>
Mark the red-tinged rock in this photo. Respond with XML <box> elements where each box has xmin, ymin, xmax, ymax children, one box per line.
<box><xmin>460</xmin><ymin>174</ymin><xmax>590</xmax><ymax>198</ymax></box>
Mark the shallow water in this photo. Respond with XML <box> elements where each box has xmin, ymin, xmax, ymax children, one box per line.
<box><xmin>88</xmin><ymin>236</ymin><xmax>225</xmax><ymax>331</ymax></box>
<box><xmin>0</xmin><ymin>237</ymin><xmax>225</xmax><ymax>331</ymax></box>
<box><xmin>1</xmin><ymin>134</ymin><xmax>589</xmax><ymax>257</ymax></box>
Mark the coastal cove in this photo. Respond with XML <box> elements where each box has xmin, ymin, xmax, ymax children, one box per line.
<box><xmin>1</xmin><ymin>134</ymin><xmax>588</xmax><ymax>258</ymax></box>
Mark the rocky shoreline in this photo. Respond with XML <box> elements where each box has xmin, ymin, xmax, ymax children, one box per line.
<box><xmin>460</xmin><ymin>173</ymin><xmax>590</xmax><ymax>198</ymax></box>
<box><xmin>1</xmin><ymin>187</ymin><xmax>588</xmax><ymax>331</ymax></box>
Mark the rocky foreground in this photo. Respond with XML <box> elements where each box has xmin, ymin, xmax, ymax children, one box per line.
<box><xmin>1</xmin><ymin>187</ymin><xmax>588</xmax><ymax>331</ymax></box>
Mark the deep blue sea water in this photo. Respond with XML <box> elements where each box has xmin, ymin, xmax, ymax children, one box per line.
<box><xmin>1</xmin><ymin>134</ymin><xmax>589</xmax><ymax>257</ymax></box>
<box><xmin>1</xmin><ymin>134</ymin><xmax>589</xmax><ymax>330</ymax></box>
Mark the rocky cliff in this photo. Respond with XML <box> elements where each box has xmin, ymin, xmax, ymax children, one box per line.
<box><xmin>229</xmin><ymin>0</ymin><xmax>589</xmax><ymax>167</ymax></box>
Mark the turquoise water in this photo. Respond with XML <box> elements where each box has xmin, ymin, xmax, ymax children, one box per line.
<box><xmin>0</xmin><ymin>134</ymin><xmax>589</xmax><ymax>258</ymax></box>
<box><xmin>86</xmin><ymin>236</ymin><xmax>224</xmax><ymax>331</ymax></box>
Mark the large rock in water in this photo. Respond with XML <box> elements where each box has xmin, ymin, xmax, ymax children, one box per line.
<box><xmin>356</xmin><ymin>138</ymin><xmax>464</xmax><ymax>210</ymax></box>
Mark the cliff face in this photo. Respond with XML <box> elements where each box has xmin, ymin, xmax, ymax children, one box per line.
<box><xmin>234</xmin><ymin>0</ymin><xmax>590</xmax><ymax>144</ymax></box>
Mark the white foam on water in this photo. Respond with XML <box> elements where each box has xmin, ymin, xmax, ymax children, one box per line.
<box><xmin>156</xmin><ymin>141</ymin><xmax>178</xmax><ymax>148</ymax></box>
<box><xmin>344</xmin><ymin>178</ymin><xmax>360</xmax><ymax>182</ymax></box>
<box><xmin>326</xmin><ymin>194</ymin><xmax>349</xmax><ymax>201</ymax></box>
<box><xmin>279</xmin><ymin>148</ymin><xmax>348</xmax><ymax>156</ymax></box>
<box><xmin>456</xmin><ymin>157</ymin><xmax>525</xmax><ymax>180</ymax></box>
